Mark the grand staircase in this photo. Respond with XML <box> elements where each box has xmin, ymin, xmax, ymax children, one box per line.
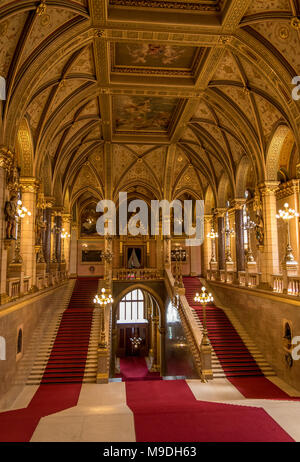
<box><xmin>183</xmin><ymin>277</ymin><xmax>275</xmax><ymax>379</ymax></box>
<box><xmin>27</xmin><ymin>278</ymin><xmax>100</xmax><ymax>385</ymax></box>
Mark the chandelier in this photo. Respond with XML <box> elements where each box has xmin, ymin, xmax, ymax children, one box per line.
<box><xmin>276</xmin><ymin>203</ymin><xmax>299</xmax><ymax>221</ymax></box>
<box><xmin>194</xmin><ymin>286</ymin><xmax>214</xmax><ymax>304</ymax></box>
<box><xmin>93</xmin><ymin>287</ymin><xmax>114</xmax><ymax>306</ymax></box>
<box><xmin>17</xmin><ymin>200</ymin><xmax>31</xmax><ymax>218</ymax></box>
<box><xmin>130</xmin><ymin>336</ymin><xmax>143</xmax><ymax>349</ymax></box>
<box><xmin>207</xmin><ymin>228</ymin><xmax>218</xmax><ymax>239</ymax></box>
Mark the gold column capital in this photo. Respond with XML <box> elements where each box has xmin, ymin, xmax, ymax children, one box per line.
<box><xmin>214</xmin><ymin>208</ymin><xmax>227</xmax><ymax>217</ymax></box>
<box><xmin>258</xmin><ymin>181</ymin><xmax>280</xmax><ymax>196</ymax></box>
<box><xmin>230</xmin><ymin>199</ymin><xmax>245</xmax><ymax>210</ymax></box>
<box><xmin>44</xmin><ymin>196</ymin><xmax>56</xmax><ymax>208</ymax></box>
<box><xmin>19</xmin><ymin>177</ymin><xmax>39</xmax><ymax>193</ymax></box>
<box><xmin>62</xmin><ymin>213</ymin><xmax>72</xmax><ymax>223</ymax></box>
<box><xmin>0</xmin><ymin>146</ymin><xmax>14</xmax><ymax>172</ymax></box>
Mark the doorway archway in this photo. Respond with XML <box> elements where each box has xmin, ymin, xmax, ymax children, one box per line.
<box><xmin>111</xmin><ymin>284</ymin><xmax>165</xmax><ymax>378</ymax></box>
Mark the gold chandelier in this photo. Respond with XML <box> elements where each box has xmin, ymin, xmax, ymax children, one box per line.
<box><xmin>93</xmin><ymin>287</ymin><xmax>114</xmax><ymax>306</ymax></box>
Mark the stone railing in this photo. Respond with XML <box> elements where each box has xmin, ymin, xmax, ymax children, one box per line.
<box><xmin>287</xmin><ymin>276</ymin><xmax>300</xmax><ymax>296</ymax></box>
<box><xmin>164</xmin><ymin>269</ymin><xmax>210</xmax><ymax>381</ymax></box>
<box><xmin>272</xmin><ymin>274</ymin><xmax>284</xmax><ymax>294</ymax></box>
<box><xmin>113</xmin><ymin>268</ymin><xmax>164</xmax><ymax>281</ymax></box>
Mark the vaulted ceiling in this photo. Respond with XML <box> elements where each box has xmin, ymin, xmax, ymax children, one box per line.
<box><xmin>0</xmin><ymin>0</ymin><xmax>299</xmax><ymax>212</ymax></box>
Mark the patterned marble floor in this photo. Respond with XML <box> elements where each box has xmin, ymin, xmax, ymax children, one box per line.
<box><xmin>1</xmin><ymin>378</ymin><xmax>300</xmax><ymax>442</ymax></box>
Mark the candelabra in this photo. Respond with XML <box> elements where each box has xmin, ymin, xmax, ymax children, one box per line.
<box><xmin>276</xmin><ymin>203</ymin><xmax>299</xmax><ymax>262</ymax></box>
<box><xmin>244</xmin><ymin>213</ymin><xmax>256</xmax><ymax>262</ymax></box>
<box><xmin>94</xmin><ymin>288</ymin><xmax>114</xmax><ymax>348</ymax></box>
<box><xmin>13</xmin><ymin>200</ymin><xmax>32</xmax><ymax>263</ymax></box>
<box><xmin>207</xmin><ymin>227</ymin><xmax>218</xmax><ymax>263</ymax></box>
<box><xmin>61</xmin><ymin>228</ymin><xmax>70</xmax><ymax>263</ymax></box>
<box><xmin>194</xmin><ymin>287</ymin><xmax>213</xmax><ymax>347</ymax></box>
<box><xmin>224</xmin><ymin>227</ymin><xmax>235</xmax><ymax>262</ymax></box>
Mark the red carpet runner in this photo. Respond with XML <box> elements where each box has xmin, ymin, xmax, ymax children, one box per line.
<box><xmin>0</xmin><ymin>278</ymin><xmax>98</xmax><ymax>442</ymax></box>
<box><xmin>183</xmin><ymin>277</ymin><xmax>300</xmax><ymax>399</ymax></box>
<box><xmin>118</xmin><ymin>357</ymin><xmax>161</xmax><ymax>382</ymax></box>
<box><xmin>125</xmin><ymin>380</ymin><xmax>294</xmax><ymax>442</ymax></box>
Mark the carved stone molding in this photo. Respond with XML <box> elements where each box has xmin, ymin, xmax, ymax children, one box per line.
<box><xmin>44</xmin><ymin>196</ymin><xmax>56</xmax><ymax>208</ymax></box>
<box><xmin>0</xmin><ymin>146</ymin><xmax>14</xmax><ymax>172</ymax></box>
<box><xmin>19</xmin><ymin>177</ymin><xmax>39</xmax><ymax>193</ymax></box>
<box><xmin>259</xmin><ymin>181</ymin><xmax>280</xmax><ymax>197</ymax></box>
<box><xmin>230</xmin><ymin>199</ymin><xmax>245</xmax><ymax>210</ymax></box>
<box><xmin>276</xmin><ymin>180</ymin><xmax>300</xmax><ymax>200</ymax></box>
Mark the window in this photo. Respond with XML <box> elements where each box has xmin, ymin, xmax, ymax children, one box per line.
<box><xmin>166</xmin><ymin>301</ymin><xmax>180</xmax><ymax>324</ymax></box>
<box><xmin>17</xmin><ymin>329</ymin><xmax>23</xmax><ymax>355</ymax></box>
<box><xmin>117</xmin><ymin>289</ymin><xmax>147</xmax><ymax>324</ymax></box>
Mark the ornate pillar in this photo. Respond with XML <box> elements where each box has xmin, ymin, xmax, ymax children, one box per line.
<box><xmin>216</xmin><ymin>209</ymin><xmax>226</xmax><ymax>271</ymax></box>
<box><xmin>151</xmin><ymin>315</ymin><xmax>159</xmax><ymax>372</ymax></box>
<box><xmin>203</xmin><ymin>215</ymin><xmax>212</xmax><ymax>276</ymax></box>
<box><xmin>69</xmin><ymin>222</ymin><xmax>78</xmax><ymax>277</ymax></box>
<box><xmin>62</xmin><ymin>213</ymin><xmax>72</xmax><ymax>271</ymax></box>
<box><xmin>19</xmin><ymin>178</ymin><xmax>39</xmax><ymax>290</ymax></box>
<box><xmin>0</xmin><ymin>147</ymin><xmax>14</xmax><ymax>304</ymax></box>
<box><xmin>259</xmin><ymin>182</ymin><xmax>280</xmax><ymax>285</ymax></box>
<box><xmin>44</xmin><ymin>197</ymin><xmax>55</xmax><ymax>272</ymax></box>
<box><xmin>54</xmin><ymin>213</ymin><xmax>62</xmax><ymax>263</ymax></box>
<box><xmin>232</xmin><ymin>199</ymin><xmax>246</xmax><ymax>273</ymax></box>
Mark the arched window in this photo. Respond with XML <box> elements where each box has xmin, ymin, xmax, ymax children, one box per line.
<box><xmin>166</xmin><ymin>301</ymin><xmax>180</xmax><ymax>323</ymax></box>
<box><xmin>117</xmin><ymin>289</ymin><xmax>147</xmax><ymax>323</ymax></box>
<box><xmin>17</xmin><ymin>329</ymin><xmax>23</xmax><ymax>355</ymax></box>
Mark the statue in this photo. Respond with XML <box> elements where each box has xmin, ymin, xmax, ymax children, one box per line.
<box><xmin>254</xmin><ymin>191</ymin><xmax>264</xmax><ymax>246</ymax></box>
<box><xmin>4</xmin><ymin>193</ymin><xmax>18</xmax><ymax>239</ymax></box>
<box><xmin>36</xmin><ymin>208</ymin><xmax>46</xmax><ymax>246</ymax></box>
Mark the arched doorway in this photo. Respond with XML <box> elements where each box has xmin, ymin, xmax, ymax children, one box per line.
<box><xmin>111</xmin><ymin>285</ymin><xmax>165</xmax><ymax>378</ymax></box>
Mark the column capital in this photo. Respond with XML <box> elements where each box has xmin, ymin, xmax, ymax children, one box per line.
<box><xmin>230</xmin><ymin>199</ymin><xmax>245</xmax><ymax>210</ymax></box>
<box><xmin>258</xmin><ymin>181</ymin><xmax>280</xmax><ymax>196</ymax></box>
<box><xmin>19</xmin><ymin>177</ymin><xmax>39</xmax><ymax>193</ymax></box>
<box><xmin>52</xmin><ymin>206</ymin><xmax>64</xmax><ymax>216</ymax></box>
<box><xmin>62</xmin><ymin>213</ymin><xmax>72</xmax><ymax>223</ymax></box>
<box><xmin>44</xmin><ymin>196</ymin><xmax>56</xmax><ymax>208</ymax></box>
<box><xmin>0</xmin><ymin>146</ymin><xmax>14</xmax><ymax>172</ymax></box>
<box><xmin>276</xmin><ymin>179</ymin><xmax>300</xmax><ymax>200</ymax></box>
<box><xmin>214</xmin><ymin>208</ymin><xmax>227</xmax><ymax>217</ymax></box>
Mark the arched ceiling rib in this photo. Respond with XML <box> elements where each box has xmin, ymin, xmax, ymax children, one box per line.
<box><xmin>0</xmin><ymin>0</ymin><xmax>299</xmax><ymax>210</ymax></box>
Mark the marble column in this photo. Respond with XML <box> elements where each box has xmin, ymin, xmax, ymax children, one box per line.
<box><xmin>259</xmin><ymin>181</ymin><xmax>280</xmax><ymax>285</ymax></box>
<box><xmin>55</xmin><ymin>214</ymin><xmax>62</xmax><ymax>263</ymax></box>
<box><xmin>44</xmin><ymin>208</ymin><xmax>52</xmax><ymax>272</ymax></box>
<box><xmin>217</xmin><ymin>215</ymin><xmax>225</xmax><ymax>271</ymax></box>
<box><xmin>0</xmin><ymin>148</ymin><xmax>14</xmax><ymax>304</ymax></box>
<box><xmin>62</xmin><ymin>213</ymin><xmax>72</xmax><ymax>271</ymax></box>
<box><xmin>19</xmin><ymin>178</ymin><xmax>39</xmax><ymax>290</ymax></box>
<box><xmin>203</xmin><ymin>215</ymin><xmax>212</xmax><ymax>276</ymax></box>
<box><xmin>232</xmin><ymin>200</ymin><xmax>245</xmax><ymax>273</ymax></box>
<box><xmin>69</xmin><ymin>223</ymin><xmax>78</xmax><ymax>277</ymax></box>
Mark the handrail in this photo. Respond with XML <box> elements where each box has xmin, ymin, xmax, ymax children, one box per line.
<box><xmin>165</xmin><ymin>268</ymin><xmax>206</xmax><ymax>381</ymax></box>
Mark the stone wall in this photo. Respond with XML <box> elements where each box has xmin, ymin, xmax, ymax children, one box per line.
<box><xmin>0</xmin><ymin>281</ymin><xmax>73</xmax><ymax>409</ymax></box>
<box><xmin>209</xmin><ymin>282</ymin><xmax>300</xmax><ymax>392</ymax></box>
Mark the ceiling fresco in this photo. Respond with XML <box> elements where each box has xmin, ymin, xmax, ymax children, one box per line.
<box><xmin>113</xmin><ymin>96</ymin><xmax>179</xmax><ymax>132</ymax></box>
<box><xmin>0</xmin><ymin>0</ymin><xmax>299</xmax><ymax>214</ymax></box>
<box><xmin>112</xmin><ymin>43</ymin><xmax>201</xmax><ymax>74</ymax></box>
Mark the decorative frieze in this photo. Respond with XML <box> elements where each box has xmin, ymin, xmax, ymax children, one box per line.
<box><xmin>276</xmin><ymin>180</ymin><xmax>300</xmax><ymax>200</ymax></box>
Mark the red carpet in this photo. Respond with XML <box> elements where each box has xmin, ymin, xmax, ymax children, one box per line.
<box><xmin>125</xmin><ymin>380</ymin><xmax>294</xmax><ymax>442</ymax></box>
<box><xmin>0</xmin><ymin>278</ymin><xmax>98</xmax><ymax>442</ymax></box>
<box><xmin>118</xmin><ymin>357</ymin><xmax>161</xmax><ymax>381</ymax></box>
<box><xmin>183</xmin><ymin>277</ymin><xmax>300</xmax><ymax>400</ymax></box>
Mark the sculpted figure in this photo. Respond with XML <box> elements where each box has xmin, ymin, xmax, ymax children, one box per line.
<box><xmin>4</xmin><ymin>193</ymin><xmax>17</xmax><ymax>239</ymax></box>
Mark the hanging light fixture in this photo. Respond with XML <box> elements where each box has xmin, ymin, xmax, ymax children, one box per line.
<box><xmin>16</xmin><ymin>200</ymin><xmax>31</xmax><ymax>218</ymax></box>
<box><xmin>276</xmin><ymin>203</ymin><xmax>299</xmax><ymax>262</ymax></box>
<box><xmin>93</xmin><ymin>287</ymin><xmax>114</xmax><ymax>306</ymax></box>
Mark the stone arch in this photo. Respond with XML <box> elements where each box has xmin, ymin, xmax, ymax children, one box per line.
<box><xmin>16</xmin><ymin>118</ymin><xmax>34</xmax><ymax>176</ymax></box>
<box><xmin>236</xmin><ymin>156</ymin><xmax>252</xmax><ymax>198</ymax></box>
<box><xmin>217</xmin><ymin>173</ymin><xmax>233</xmax><ymax>208</ymax></box>
<box><xmin>112</xmin><ymin>284</ymin><xmax>164</xmax><ymax>328</ymax></box>
<box><xmin>204</xmin><ymin>185</ymin><xmax>215</xmax><ymax>214</ymax></box>
<box><xmin>265</xmin><ymin>124</ymin><xmax>291</xmax><ymax>181</ymax></box>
